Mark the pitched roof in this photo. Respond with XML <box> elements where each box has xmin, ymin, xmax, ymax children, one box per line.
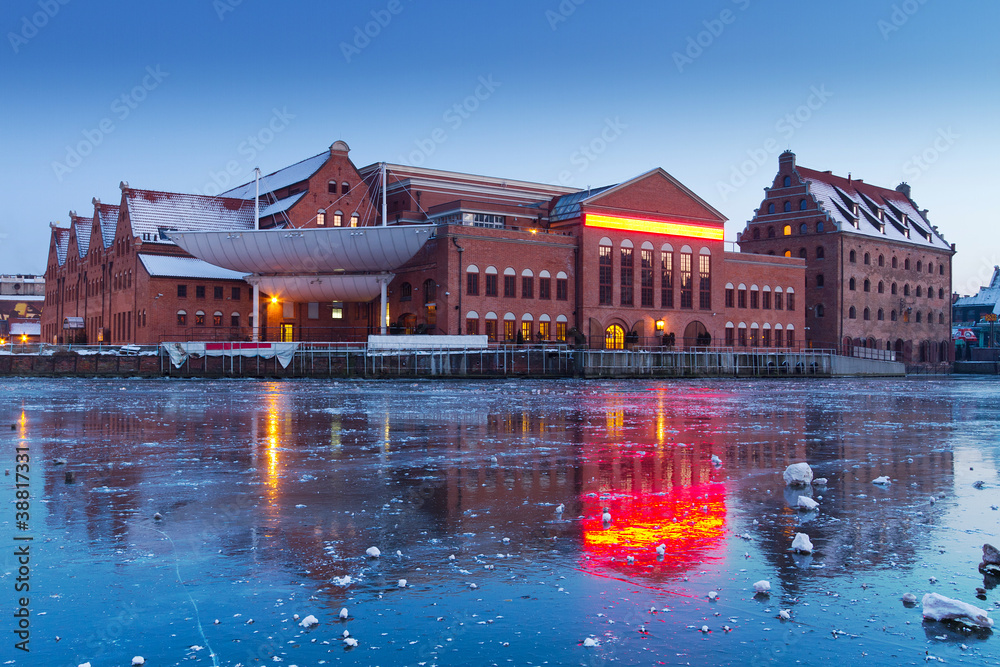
<box><xmin>71</xmin><ymin>214</ymin><xmax>93</xmax><ymax>258</ymax></box>
<box><xmin>96</xmin><ymin>203</ymin><xmax>120</xmax><ymax>249</ymax></box>
<box><xmin>796</xmin><ymin>167</ymin><xmax>950</xmax><ymax>251</ymax></box>
<box><xmin>222</xmin><ymin>152</ymin><xmax>329</xmax><ymax>200</ymax></box>
<box><xmin>551</xmin><ymin>185</ymin><xmax>616</xmax><ymax>222</ymax></box>
<box><xmin>138</xmin><ymin>254</ymin><xmax>248</xmax><ymax>281</ymax></box>
<box><xmin>953</xmin><ymin>266</ymin><xmax>1000</xmax><ymax>310</ymax></box>
<box><xmin>53</xmin><ymin>227</ymin><xmax>70</xmax><ymax>266</ymax></box>
<box><xmin>124</xmin><ymin>188</ymin><xmax>256</xmax><ymax>245</ymax></box>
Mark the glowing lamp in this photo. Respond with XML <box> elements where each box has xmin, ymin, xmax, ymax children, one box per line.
<box><xmin>270</xmin><ymin>296</ymin><xmax>279</xmax><ymax>305</ymax></box>
<box><xmin>655</xmin><ymin>319</ymin><xmax>664</xmax><ymax>332</ymax></box>
<box><xmin>584</xmin><ymin>212</ymin><xmax>723</xmax><ymax>241</ymax></box>
<box><xmin>21</xmin><ymin>335</ymin><xmax>28</xmax><ymax>343</ymax></box>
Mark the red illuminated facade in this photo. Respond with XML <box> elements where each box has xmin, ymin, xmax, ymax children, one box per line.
<box><xmin>42</xmin><ymin>142</ymin><xmax>806</xmax><ymax>349</ymax></box>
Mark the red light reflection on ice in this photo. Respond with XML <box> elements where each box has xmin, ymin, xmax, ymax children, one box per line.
<box><xmin>580</xmin><ymin>483</ymin><xmax>727</xmax><ymax>580</ymax></box>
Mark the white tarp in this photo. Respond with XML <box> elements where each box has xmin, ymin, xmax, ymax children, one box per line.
<box><xmin>161</xmin><ymin>342</ymin><xmax>299</xmax><ymax>369</ymax></box>
<box><xmin>367</xmin><ymin>335</ymin><xmax>489</xmax><ymax>352</ymax></box>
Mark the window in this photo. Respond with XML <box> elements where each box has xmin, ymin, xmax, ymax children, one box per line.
<box><xmin>890</xmin><ymin>309</ymin><xmax>897</xmax><ymax>321</ymax></box>
<box><xmin>768</xmin><ymin>226</ymin><xmax>775</xmax><ymax>238</ymax></box>
<box><xmin>927</xmin><ymin>262</ymin><xmax>933</xmax><ymax>274</ymax></box>
<box><xmin>620</xmin><ymin>246</ymin><xmax>634</xmax><ymax>306</ymax></box>
<box><xmin>486</xmin><ymin>267</ymin><xmax>498</xmax><ymax>297</ymax></box>
<box><xmin>904</xmin><ymin>284</ymin><xmax>910</xmax><ymax>297</ymax></box>
<box><xmin>698</xmin><ymin>252</ymin><xmax>711</xmax><ymax>310</ymax></box>
<box><xmin>738</xmin><ymin>285</ymin><xmax>747</xmax><ymax>309</ymax></box>
<box><xmin>328</xmin><ymin>180</ymin><xmax>337</xmax><ymax>194</ymax></box>
<box><xmin>195</xmin><ymin>310</ymin><xmax>206</xmax><ymax>326</ymax></box>
<box><xmin>849</xmin><ymin>278</ymin><xmax>856</xmax><ymax>291</ymax></box>
<box><xmin>232</xmin><ymin>287</ymin><xmax>241</xmax><ymax>300</ymax></box>
<box><xmin>938</xmin><ymin>288</ymin><xmax>944</xmax><ymax>299</ymax></box>
<box><xmin>800</xmin><ymin>199</ymin><xmax>808</xmax><ymax>211</ymax></box>
<box><xmin>864</xmin><ymin>253</ymin><xmax>871</xmax><ymax>265</ymax></box>
<box><xmin>878</xmin><ymin>281</ymin><xmax>884</xmax><ymax>294</ymax></box>
<box><xmin>863</xmin><ymin>307</ymin><xmax>870</xmax><ymax>321</ymax></box>
<box><xmin>783</xmin><ymin>176</ymin><xmax>791</xmax><ymax>187</ymax></box>
<box><xmin>231</xmin><ymin>313</ymin><xmax>240</xmax><ymax>328</ymax></box>
<box><xmin>916</xmin><ymin>260</ymin><xmax>922</xmax><ymax>272</ymax></box>
<box><xmin>521</xmin><ymin>271</ymin><xmax>534</xmax><ymax>299</ymax></box>
<box><xmin>816</xmin><ymin>274</ymin><xmax>825</xmax><ymax>288</ymax></box>
<box><xmin>774</xmin><ymin>327</ymin><xmax>783</xmax><ymax>348</ymax></box>
<box><xmin>849</xmin><ymin>250</ymin><xmax>857</xmax><ymax>263</ymax></box>
<box><xmin>605</xmin><ymin>324</ymin><xmax>625</xmax><ymax>350</ymax></box>
<box><xmin>196</xmin><ymin>285</ymin><xmax>206</xmax><ymax>299</ymax></box>
<box><xmin>350</xmin><ymin>213</ymin><xmax>359</xmax><ymax>227</ymax></box>
<box><xmin>725</xmin><ymin>325</ymin><xmax>734</xmax><ymax>347</ymax></box>
<box><xmin>466</xmin><ymin>315</ymin><xmax>479</xmax><ymax>335</ymax></box>
<box><xmin>680</xmin><ymin>249</ymin><xmax>693</xmax><ymax>309</ymax></box>
<box><xmin>213</xmin><ymin>312</ymin><xmax>223</xmax><ymax>327</ymax></box>
<box><xmin>342</xmin><ymin>182</ymin><xmax>350</xmax><ymax>195</ymax></box>
<box><xmin>786</xmin><ymin>328</ymin><xmax>795</xmax><ymax>348</ymax></box>
<box><xmin>768</xmin><ymin>203</ymin><xmax>775</xmax><ymax>214</ymax></box>
<box><xmin>503</xmin><ymin>317</ymin><xmax>515</xmax><ymax>341</ymax></box>
<box><xmin>892</xmin><ymin>256</ymin><xmax>898</xmax><ymax>269</ymax></box>
<box><xmin>641</xmin><ymin>248</ymin><xmax>654</xmax><ymax>308</ymax></box>
<box><xmin>787</xmin><ymin>291</ymin><xmax>795</xmax><ymax>311</ymax></box>
<box><xmin>503</xmin><ymin>269</ymin><xmax>517</xmax><ymax>298</ymax></box>
<box><xmin>816</xmin><ymin>221</ymin><xmax>824</xmax><ymax>232</ymax></box>
<box><xmin>815</xmin><ymin>304</ymin><xmax>824</xmax><ymax>317</ymax></box>
<box><xmin>784</xmin><ymin>249</ymin><xmax>792</xmax><ymax>257</ymax></box>
<box><xmin>466</xmin><ymin>267</ymin><xmax>479</xmax><ymax>296</ymax></box>
<box><xmin>485</xmin><ymin>316</ymin><xmax>498</xmax><ymax>341</ymax></box>
<box><xmin>939</xmin><ymin>264</ymin><xmax>944</xmax><ymax>276</ymax></box>
<box><xmin>878</xmin><ymin>254</ymin><xmax>885</xmax><ymax>267</ymax></box>
<box><xmin>539</xmin><ymin>319</ymin><xmax>550</xmax><ymax>340</ymax></box>
<box><xmin>556</xmin><ymin>273</ymin><xmax>568</xmax><ymax>301</ymax></box>
<box><xmin>520</xmin><ymin>319</ymin><xmax>532</xmax><ymax>342</ymax></box>
<box><xmin>333</xmin><ymin>211</ymin><xmax>343</xmax><ymax>227</ymax></box>
<box><xmin>752</xmin><ymin>228</ymin><xmax>760</xmax><ymax>240</ymax></box>
<box><xmin>916</xmin><ymin>285</ymin><xmax>922</xmax><ymax>298</ymax></box>
<box><xmin>799</xmin><ymin>223</ymin><xmax>808</xmax><ymax>234</ymax></box>
<box><xmin>864</xmin><ymin>279</ymin><xmax>870</xmax><ymax>293</ymax></box>
<box><xmin>556</xmin><ymin>319</ymin><xmax>567</xmax><ymax>342</ymax></box>
<box><xmin>916</xmin><ymin>311</ymin><xmax>922</xmax><ymax>323</ymax></box>
<box><xmin>317</xmin><ymin>209</ymin><xmax>326</xmax><ymax>226</ymax></box>
<box><xmin>539</xmin><ymin>273</ymin><xmax>551</xmax><ymax>300</ymax></box>
<box><xmin>177</xmin><ymin>284</ymin><xmax>187</xmax><ymax>298</ymax></box>
<box><xmin>214</xmin><ymin>286</ymin><xmax>224</xmax><ymax>300</ymax></box>
<box><xmin>891</xmin><ymin>282</ymin><xmax>898</xmax><ymax>295</ymax></box>
<box><xmin>176</xmin><ymin>310</ymin><xmax>187</xmax><ymax>326</ymax></box>
<box><xmin>749</xmin><ymin>326</ymin><xmax>759</xmax><ymax>347</ymax></box>
<box><xmin>400</xmin><ymin>282</ymin><xmax>412</xmax><ymax>302</ymax></box>
<box><xmin>738</xmin><ymin>326</ymin><xmax>747</xmax><ymax>347</ymax></box>
<box><xmin>798</xmin><ymin>248</ymin><xmax>807</xmax><ymax>259</ymax></box>
<box><xmin>783</xmin><ymin>224</ymin><xmax>791</xmax><ymax>235</ymax></box>
<box><xmin>816</xmin><ymin>246</ymin><xmax>824</xmax><ymax>259</ymax></box>
<box><xmin>762</xmin><ymin>289</ymin><xmax>771</xmax><ymax>310</ymax></box>
<box><xmin>660</xmin><ymin>248</ymin><xmax>673</xmax><ymax>308</ymax></box>
<box><xmin>877</xmin><ymin>309</ymin><xmax>884</xmax><ymax>321</ymax></box>
<box><xmin>423</xmin><ymin>279</ymin><xmax>436</xmax><ymax>304</ymax></box>
<box><xmin>784</xmin><ymin>202</ymin><xmax>792</xmax><ymax>213</ymax></box>
<box><xmin>927</xmin><ymin>285</ymin><xmax>933</xmax><ymax>299</ymax></box>
<box><xmin>905</xmin><ymin>258</ymin><xmax>911</xmax><ymax>270</ymax></box>
<box><xmin>599</xmin><ymin>243</ymin><xmax>613</xmax><ymax>305</ymax></box>
<box><xmin>750</xmin><ymin>286</ymin><xmax>759</xmax><ymax>309</ymax></box>
<box><xmin>763</xmin><ymin>327</ymin><xmax>772</xmax><ymax>347</ymax></box>
<box><xmin>725</xmin><ymin>285</ymin><xmax>734</xmax><ymax>308</ymax></box>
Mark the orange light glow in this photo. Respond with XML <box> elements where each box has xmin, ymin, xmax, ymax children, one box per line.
<box><xmin>270</xmin><ymin>296</ymin><xmax>279</xmax><ymax>305</ymax></box>
<box><xmin>584</xmin><ymin>212</ymin><xmax>724</xmax><ymax>241</ymax></box>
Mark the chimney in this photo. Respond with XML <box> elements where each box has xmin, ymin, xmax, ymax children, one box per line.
<box><xmin>895</xmin><ymin>182</ymin><xmax>912</xmax><ymax>198</ymax></box>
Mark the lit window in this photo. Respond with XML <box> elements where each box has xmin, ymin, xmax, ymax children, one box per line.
<box><xmin>331</xmin><ymin>302</ymin><xmax>344</xmax><ymax>319</ymax></box>
<box><xmin>350</xmin><ymin>213</ymin><xmax>359</xmax><ymax>227</ymax></box>
<box><xmin>317</xmin><ymin>209</ymin><xmax>326</xmax><ymax>226</ymax></box>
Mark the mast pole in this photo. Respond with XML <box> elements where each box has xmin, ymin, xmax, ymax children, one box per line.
<box><xmin>380</xmin><ymin>162</ymin><xmax>388</xmax><ymax>335</ymax></box>
<box><xmin>252</xmin><ymin>167</ymin><xmax>260</xmax><ymax>342</ymax></box>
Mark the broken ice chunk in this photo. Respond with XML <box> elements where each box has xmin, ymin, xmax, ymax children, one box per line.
<box><xmin>872</xmin><ymin>476</ymin><xmax>891</xmax><ymax>485</ymax></box>
<box><xmin>921</xmin><ymin>593</ymin><xmax>994</xmax><ymax>628</ymax></box>
<box><xmin>813</xmin><ymin>477</ymin><xmax>828</xmax><ymax>486</ymax></box>
<box><xmin>783</xmin><ymin>463</ymin><xmax>813</xmax><ymax>487</ymax></box>
<box><xmin>711</xmin><ymin>455</ymin><xmax>722</xmax><ymax>466</ymax></box>
<box><xmin>902</xmin><ymin>593</ymin><xmax>918</xmax><ymax>605</ymax></box>
<box><xmin>753</xmin><ymin>580</ymin><xmax>771</xmax><ymax>594</ymax></box>
<box><xmin>979</xmin><ymin>544</ymin><xmax>1000</xmax><ymax>575</ymax></box>
<box><xmin>583</xmin><ymin>637</ymin><xmax>599</xmax><ymax>647</ymax></box>
<box><xmin>796</xmin><ymin>496</ymin><xmax>819</xmax><ymax>511</ymax></box>
<box><xmin>791</xmin><ymin>533</ymin><xmax>813</xmax><ymax>553</ymax></box>
<box><xmin>366</xmin><ymin>546</ymin><xmax>381</xmax><ymax>558</ymax></box>
<box><xmin>300</xmin><ymin>615</ymin><xmax>319</xmax><ymax>628</ymax></box>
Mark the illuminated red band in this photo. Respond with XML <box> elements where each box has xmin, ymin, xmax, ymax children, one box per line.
<box><xmin>584</xmin><ymin>213</ymin><xmax>724</xmax><ymax>241</ymax></box>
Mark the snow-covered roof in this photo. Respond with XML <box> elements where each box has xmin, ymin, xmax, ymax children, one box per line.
<box><xmin>72</xmin><ymin>215</ymin><xmax>93</xmax><ymax>258</ymax></box>
<box><xmin>222</xmin><ymin>152</ymin><xmax>329</xmax><ymax>200</ymax></box>
<box><xmin>10</xmin><ymin>321</ymin><xmax>41</xmax><ymax>336</ymax></box>
<box><xmin>260</xmin><ymin>191</ymin><xmax>306</xmax><ymax>219</ymax></box>
<box><xmin>138</xmin><ymin>254</ymin><xmax>249</xmax><ymax>281</ymax></box>
<box><xmin>797</xmin><ymin>168</ymin><xmax>950</xmax><ymax>251</ymax></box>
<box><xmin>0</xmin><ymin>295</ymin><xmax>45</xmax><ymax>302</ymax></box>
<box><xmin>954</xmin><ymin>266</ymin><xmax>1000</xmax><ymax>310</ymax></box>
<box><xmin>53</xmin><ymin>228</ymin><xmax>70</xmax><ymax>266</ymax></box>
<box><xmin>96</xmin><ymin>203</ymin><xmax>120</xmax><ymax>249</ymax></box>
<box><xmin>124</xmin><ymin>189</ymin><xmax>256</xmax><ymax>245</ymax></box>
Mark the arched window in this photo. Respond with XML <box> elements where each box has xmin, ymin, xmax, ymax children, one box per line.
<box><xmin>815</xmin><ymin>304</ymin><xmax>824</xmax><ymax>317</ymax></box>
<box><xmin>816</xmin><ymin>246</ymin><xmax>825</xmax><ymax>259</ymax></box>
<box><xmin>485</xmin><ymin>266</ymin><xmax>498</xmax><ymax>297</ymax></box>
<box><xmin>863</xmin><ymin>307</ymin><xmax>870</xmax><ymax>321</ymax></box>
<box><xmin>816</xmin><ymin>221</ymin><xmax>824</xmax><ymax>232</ymax></box>
<box><xmin>484</xmin><ymin>312</ymin><xmax>498</xmax><ymax>341</ymax></box>
<box><xmin>350</xmin><ymin>213</ymin><xmax>359</xmax><ymax>227</ymax></box>
<box><xmin>916</xmin><ymin>285</ymin><xmax>922</xmax><ymax>297</ymax></box>
<box><xmin>905</xmin><ymin>258</ymin><xmax>911</xmax><ymax>270</ymax></box>
<box><xmin>521</xmin><ymin>268</ymin><xmax>534</xmax><ymax>299</ymax></box>
<box><xmin>333</xmin><ymin>210</ymin><xmax>343</xmax><ymax>226</ymax></box>
<box><xmin>767</xmin><ymin>226</ymin><xmax>775</xmax><ymax>238</ymax></box>
<box><xmin>904</xmin><ymin>284</ymin><xmax>910</xmax><ymax>296</ymax></box>
<box><xmin>466</xmin><ymin>265</ymin><xmax>480</xmax><ymax>296</ymax></box>
<box><xmin>680</xmin><ymin>245</ymin><xmax>693</xmax><ymax>309</ymax></box>
<box><xmin>783</xmin><ymin>224</ymin><xmax>791</xmax><ymax>235</ymax></box>
<box><xmin>849</xmin><ymin>306</ymin><xmax>857</xmax><ymax>319</ymax></box>
<box><xmin>230</xmin><ymin>312</ymin><xmax>240</xmax><ymax>328</ymax></box>
<box><xmin>400</xmin><ymin>282</ymin><xmax>412</xmax><ymax>302</ymax></box>
<box><xmin>864</xmin><ymin>252</ymin><xmax>870</xmax><ymax>265</ymax></box>
<box><xmin>939</xmin><ymin>312</ymin><xmax>944</xmax><ymax>324</ymax></box>
<box><xmin>863</xmin><ymin>279</ymin><xmax>870</xmax><ymax>292</ymax></box>
<box><xmin>799</xmin><ymin>247</ymin><xmax>807</xmax><ymax>259</ymax></box>
<box><xmin>341</xmin><ymin>181</ymin><xmax>350</xmax><ymax>195</ymax></box>
<box><xmin>768</xmin><ymin>203</ymin><xmax>775</xmax><ymax>214</ymax></box>
<box><xmin>504</xmin><ymin>267</ymin><xmax>517</xmax><ymax>298</ymax></box>
<box><xmin>849</xmin><ymin>277</ymin><xmax>856</xmax><ymax>291</ymax></box>
<box><xmin>605</xmin><ymin>324</ymin><xmax>625</xmax><ymax>350</ymax></box>
<box><xmin>799</xmin><ymin>199</ymin><xmax>808</xmax><ymax>211</ymax></box>
<box><xmin>328</xmin><ymin>180</ymin><xmax>337</xmax><ymax>194</ymax></box>
<box><xmin>916</xmin><ymin>260</ymin><xmax>922</xmax><ymax>272</ymax></box>
<box><xmin>737</xmin><ymin>283</ymin><xmax>747</xmax><ymax>308</ymax></box>
<box><xmin>423</xmin><ymin>279</ymin><xmax>437</xmax><ymax>304</ymax></box>
<box><xmin>213</xmin><ymin>311</ymin><xmax>223</xmax><ymax>327</ymax></box>
<box><xmin>878</xmin><ymin>254</ymin><xmax>885</xmax><ymax>267</ymax></box>
<box><xmin>892</xmin><ymin>256</ymin><xmax>898</xmax><ymax>269</ymax></box>
<box><xmin>890</xmin><ymin>310</ymin><xmax>897</xmax><ymax>321</ymax></box>
<box><xmin>877</xmin><ymin>309</ymin><xmax>884</xmax><ymax>321</ymax></box>
<box><xmin>538</xmin><ymin>314</ymin><xmax>551</xmax><ymax>340</ymax></box>
<box><xmin>878</xmin><ymin>281</ymin><xmax>884</xmax><ymax>294</ymax></box>
<box><xmin>799</xmin><ymin>222</ymin><xmax>808</xmax><ymax>234</ymax></box>
<box><xmin>815</xmin><ymin>274</ymin><xmax>824</xmax><ymax>288</ymax></box>
<box><xmin>783</xmin><ymin>176</ymin><xmax>791</xmax><ymax>187</ymax></box>
<box><xmin>783</xmin><ymin>201</ymin><xmax>792</xmax><ymax>213</ymax></box>
<box><xmin>891</xmin><ymin>282</ymin><xmax>897</xmax><ymax>295</ymax></box>
<box><xmin>928</xmin><ymin>262</ymin><xmax>933</xmax><ymax>274</ymax></box>
<box><xmin>176</xmin><ymin>310</ymin><xmax>187</xmax><ymax>326</ymax></box>
<box><xmin>938</xmin><ymin>288</ymin><xmax>944</xmax><ymax>299</ymax></box>
<box><xmin>465</xmin><ymin>311</ymin><xmax>480</xmax><ymax>336</ymax></box>
<box><xmin>752</xmin><ymin>227</ymin><xmax>760</xmax><ymax>240</ymax></box>
<box><xmin>316</xmin><ymin>209</ymin><xmax>326</xmax><ymax>226</ymax></box>
<box><xmin>849</xmin><ymin>250</ymin><xmax>857</xmax><ymax>263</ymax></box>
<box><xmin>195</xmin><ymin>310</ymin><xmax>206</xmax><ymax>326</ymax></box>
<box><xmin>503</xmin><ymin>312</ymin><xmax>516</xmax><ymax>341</ymax></box>
<box><xmin>520</xmin><ymin>314</ymin><xmax>533</xmax><ymax>342</ymax></box>
<box><xmin>783</xmin><ymin>249</ymin><xmax>791</xmax><ymax>258</ymax></box>
<box><xmin>916</xmin><ymin>311</ymin><xmax>922</xmax><ymax>323</ymax></box>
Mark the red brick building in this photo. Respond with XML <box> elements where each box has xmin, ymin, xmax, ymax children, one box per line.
<box><xmin>737</xmin><ymin>151</ymin><xmax>954</xmax><ymax>367</ymax></box>
<box><xmin>43</xmin><ymin>141</ymin><xmax>806</xmax><ymax>349</ymax></box>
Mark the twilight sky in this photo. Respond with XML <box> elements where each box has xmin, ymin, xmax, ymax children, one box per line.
<box><xmin>1</xmin><ymin>0</ymin><xmax>997</xmax><ymax>294</ymax></box>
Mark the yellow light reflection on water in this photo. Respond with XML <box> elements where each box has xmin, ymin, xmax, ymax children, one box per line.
<box><xmin>263</xmin><ymin>385</ymin><xmax>283</xmax><ymax>502</ymax></box>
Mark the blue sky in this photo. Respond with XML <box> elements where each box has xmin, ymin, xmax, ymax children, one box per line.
<box><xmin>1</xmin><ymin>0</ymin><xmax>997</xmax><ymax>294</ymax></box>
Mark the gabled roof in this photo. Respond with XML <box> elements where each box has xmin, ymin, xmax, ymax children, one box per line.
<box><xmin>96</xmin><ymin>202</ymin><xmax>120</xmax><ymax>249</ymax></box>
<box><xmin>953</xmin><ymin>266</ymin><xmax>1000</xmax><ymax>310</ymax></box>
<box><xmin>123</xmin><ymin>188</ymin><xmax>257</xmax><ymax>244</ymax></box>
<box><xmin>551</xmin><ymin>185</ymin><xmax>616</xmax><ymax>222</ymax></box>
<box><xmin>222</xmin><ymin>152</ymin><xmax>329</xmax><ymax>200</ymax></box>
<box><xmin>52</xmin><ymin>227</ymin><xmax>70</xmax><ymax>267</ymax></box>
<box><xmin>582</xmin><ymin>168</ymin><xmax>728</xmax><ymax>223</ymax></box>
<box><xmin>71</xmin><ymin>214</ymin><xmax>93</xmax><ymax>259</ymax></box>
<box><xmin>138</xmin><ymin>254</ymin><xmax>248</xmax><ymax>281</ymax></box>
<box><xmin>796</xmin><ymin>167</ymin><xmax>950</xmax><ymax>251</ymax></box>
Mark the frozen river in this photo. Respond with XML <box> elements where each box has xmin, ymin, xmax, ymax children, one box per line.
<box><xmin>2</xmin><ymin>377</ymin><xmax>999</xmax><ymax>666</ymax></box>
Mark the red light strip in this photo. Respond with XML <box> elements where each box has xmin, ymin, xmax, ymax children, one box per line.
<box><xmin>585</xmin><ymin>213</ymin><xmax>723</xmax><ymax>241</ymax></box>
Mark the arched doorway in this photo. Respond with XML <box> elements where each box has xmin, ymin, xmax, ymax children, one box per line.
<box><xmin>605</xmin><ymin>324</ymin><xmax>625</xmax><ymax>350</ymax></box>
<box><xmin>683</xmin><ymin>320</ymin><xmax>711</xmax><ymax>349</ymax></box>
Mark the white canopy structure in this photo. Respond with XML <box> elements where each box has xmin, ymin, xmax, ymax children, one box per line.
<box><xmin>245</xmin><ymin>273</ymin><xmax>392</xmax><ymax>303</ymax></box>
